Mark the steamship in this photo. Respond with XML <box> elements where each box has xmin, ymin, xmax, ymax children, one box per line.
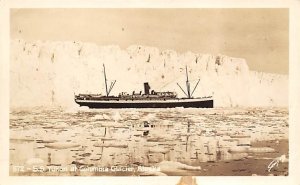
<box><xmin>74</xmin><ymin>64</ymin><xmax>213</xmax><ymax>109</ymax></box>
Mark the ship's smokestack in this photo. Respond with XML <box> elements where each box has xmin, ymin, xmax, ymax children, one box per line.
<box><xmin>144</xmin><ymin>82</ymin><xmax>150</xmax><ymax>95</ymax></box>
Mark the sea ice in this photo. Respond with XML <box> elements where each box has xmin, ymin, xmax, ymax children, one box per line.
<box><xmin>25</xmin><ymin>158</ymin><xmax>45</xmax><ymax>166</ymax></box>
<box><xmin>157</xmin><ymin>160</ymin><xmax>201</xmax><ymax>172</ymax></box>
<box><xmin>44</xmin><ymin>142</ymin><xmax>80</xmax><ymax>149</ymax></box>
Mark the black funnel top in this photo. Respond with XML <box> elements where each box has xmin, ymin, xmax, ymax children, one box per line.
<box><xmin>144</xmin><ymin>82</ymin><xmax>151</xmax><ymax>95</ymax></box>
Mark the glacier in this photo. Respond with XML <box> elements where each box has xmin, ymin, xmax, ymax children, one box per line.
<box><xmin>10</xmin><ymin>39</ymin><xmax>288</xmax><ymax>108</ymax></box>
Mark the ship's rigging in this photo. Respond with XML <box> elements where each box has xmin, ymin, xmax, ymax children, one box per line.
<box><xmin>176</xmin><ymin>66</ymin><xmax>201</xmax><ymax>99</ymax></box>
<box><xmin>102</xmin><ymin>63</ymin><xmax>200</xmax><ymax>99</ymax></box>
<box><xmin>103</xmin><ymin>64</ymin><xmax>116</xmax><ymax>97</ymax></box>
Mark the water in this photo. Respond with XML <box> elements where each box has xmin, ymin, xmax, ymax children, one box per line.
<box><xmin>9</xmin><ymin>107</ymin><xmax>288</xmax><ymax>176</ymax></box>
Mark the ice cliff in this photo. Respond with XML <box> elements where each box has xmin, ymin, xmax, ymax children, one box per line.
<box><xmin>10</xmin><ymin>39</ymin><xmax>288</xmax><ymax>108</ymax></box>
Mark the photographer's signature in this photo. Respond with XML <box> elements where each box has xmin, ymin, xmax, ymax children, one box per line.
<box><xmin>267</xmin><ymin>159</ymin><xmax>279</xmax><ymax>172</ymax></box>
<box><xmin>267</xmin><ymin>155</ymin><xmax>288</xmax><ymax>172</ymax></box>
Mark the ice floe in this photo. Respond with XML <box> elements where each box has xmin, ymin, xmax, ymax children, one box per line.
<box><xmin>93</xmin><ymin>141</ymin><xmax>128</xmax><ymax>148</ymax></box>
<box><xmin>157</xmin><ymin>160</ymin><xmax>201</xmax><ymax>172</ymax></box>
<box><xmin>228</xmin><ymin>146</ymin><xmax>275</xmax><ymax>153</ymax></box>
<box><xmin>45</xmin><ymin>142</ymin><xmax>80</xmax><ymax>149</ymax></box>
<box><xmin>25</xmin><ymin>157</ymin><xmax>45</xmax><ymax>167</ymax></box>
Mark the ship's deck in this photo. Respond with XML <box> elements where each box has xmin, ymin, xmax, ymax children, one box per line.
<box><xmin>75</xmin><ymin>97</ymin><xmax>213</xmax><ymax>103</ymax></box>
<box><xmin>74</xmin><ymin>97</ymin><xmax>214</xmax><ymax>108</ymax></box>
<box><xmin>75</xmin><ymin>93</ymin><xmax>212</xmax><ymax>100</ymax></box>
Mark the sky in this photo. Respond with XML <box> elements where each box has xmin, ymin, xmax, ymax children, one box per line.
<box><xmin>10</xmin><ymin>8</ymin><xmax>289</xmax><ymax>74</ymax></box>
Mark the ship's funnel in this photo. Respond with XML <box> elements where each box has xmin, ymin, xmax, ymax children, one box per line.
<box><xmin>144</xmin><ymin>82</ymin><xmax>151</xmax><ymax>95</ymax></box>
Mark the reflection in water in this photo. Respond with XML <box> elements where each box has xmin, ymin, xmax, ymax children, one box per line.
<box><xmin>10</xmin><ymin>107</ymin><xmax>288</xmax><ymax>175</ymax></box>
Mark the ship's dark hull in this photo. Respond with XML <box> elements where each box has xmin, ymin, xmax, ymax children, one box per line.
<box><xmin>75</xmin><ymin>99</ymin><xmax>213</xmax><ymax>109</ymax></box>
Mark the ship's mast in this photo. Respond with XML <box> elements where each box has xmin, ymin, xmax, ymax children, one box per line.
<box><xmin>103</xmin><ymin>64</ymin><xmax>109</xmax><ymax>96</ymax></box>
<box><xmin>103</xmin><ymin>64</ymin><xmax>116</xmax><ymax>97</ymax></box>
<box><xmin>177</xmin><ymin>65</ymin><xmax>200</xmax><ymax>99</ymax></box>
<box><xmin>185</xmin><ymin>66</ymin><xmax>191</xmax><ymax>99</ymax></box>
